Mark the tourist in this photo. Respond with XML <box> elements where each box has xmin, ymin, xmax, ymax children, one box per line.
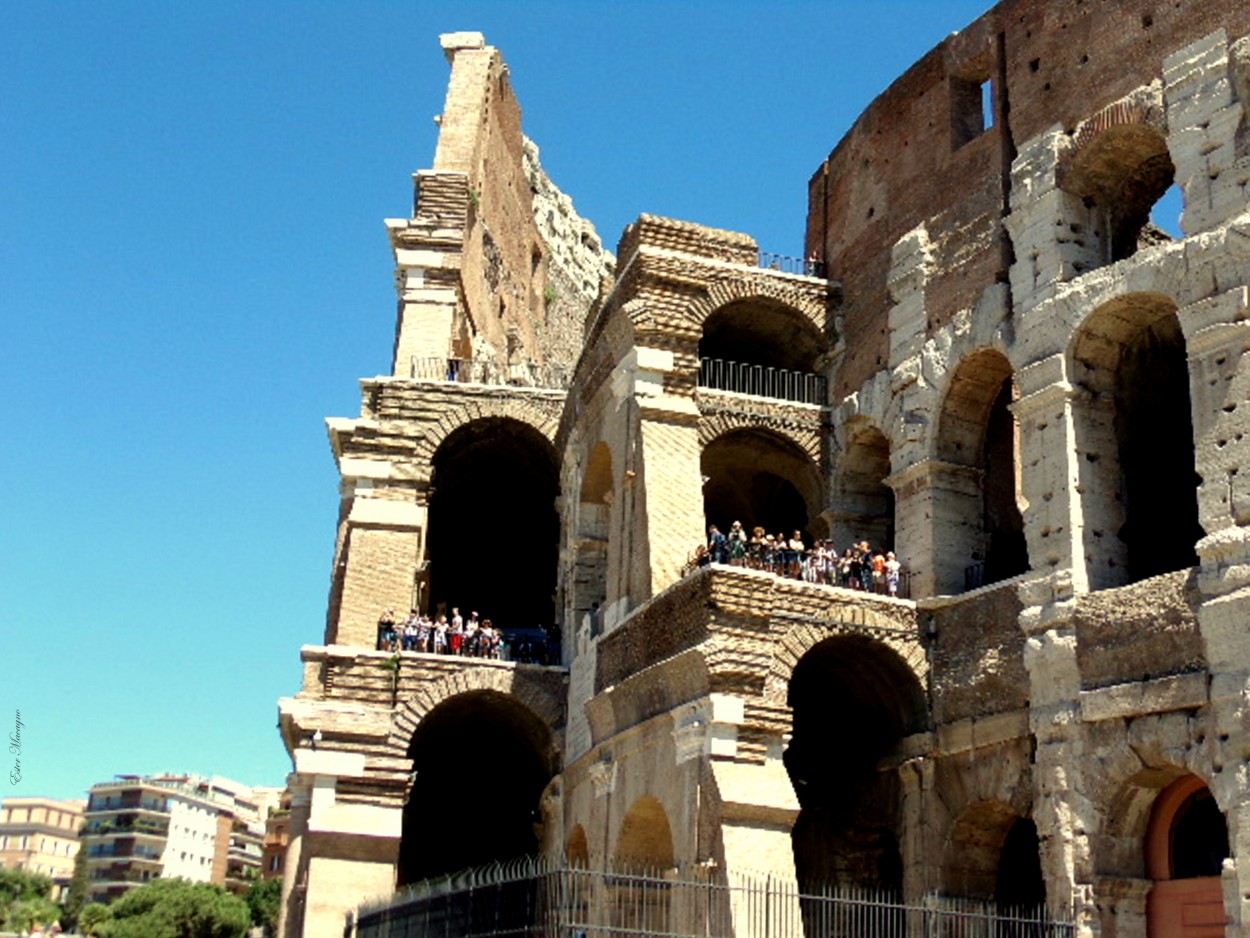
<box><xmin>449</xmin><ymin>608</ymin><xmax>464</xmax><ymax>655</ymax></box>
<box><xmin>728</xmin><ymin>521</ymin><xmax>748</xmax><ymax>565</ymax></box>
<box><xmin>377</xmin><ymin>608</ymin><xmax>398</xmax><ymax>652</ymax></box>
<box><xmin>433</xmin><ymin>615</ymin><xmax>448</xmax><ymax>653</ymax></box>
<box><xmin>787</xmin><ymin>530</ymin><xmax>805</xmax><ymax>579</ymax></box>
<box><xmin>708</xmin><ymin>524</ymin><xmax>728</xmax><ymax>564</ymax></box>
<box><xmin>885</xmin><ymin>551</ymin><xmax>902</xmax><ymax>597</ymax></box>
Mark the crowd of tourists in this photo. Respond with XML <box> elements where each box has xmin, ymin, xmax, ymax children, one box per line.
<box><xmin>689</xmin><ymin>522</ymin><xmax>905</xmax><ymax>597</ymax></box>
<box><xmin>376</xmin><ymin>608</ymin><xmax>557</xmax><ymax>663</ymax></box>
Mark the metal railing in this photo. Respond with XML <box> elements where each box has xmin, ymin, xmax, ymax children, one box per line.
<box><xmin>410</xmin><ymin>357</ymin><xmax>572</xmax><ymax>390</ymax></box>
<box><xmin>357</xmin><ymin>857</ymin><xmax>1074</xmax><ymax>938</ymax></box>
<box><xmin>759</xmin><ymin>251</ymin><xmax>825</xmax><ymax>278</ymax></box>
<box><xmin>698</xmin><ymin>358</ymin><xmax>827</xmax><ymax>405</ymax></box>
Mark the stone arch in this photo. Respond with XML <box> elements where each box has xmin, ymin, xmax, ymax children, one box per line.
<box><xmin>567</xmin><ymin>824</ymin><xmax>590</xmax><ymax>867</ymax></box>
<box><xmin>615</xmin><ymin>795</ymin><xmax>676</xmax><ymax>870</ymax></box>
<box><xmin>698</xmin><ymin>410</ymin><xmax>821</xmax><ymax>465</ymax></box>
<box><xmin>413</xmin><ymin>395</ymin><xmax>560</xmax><ymax>468</ymax></box>
<box><xmin>569</xmin><ymin>440</ymin><xmax>616</xmax><ymax>635</ymax></box>
<box><xmin>932</xmin><ymin>347</ymin><xmax>1027</xmax><ymax>592</ymax></box>
<box><xmin>942</xmin><ymin>801</ymin><xmax>1044</xmax><ymax>906</ymax></box>
<box><xmin>764</xmin><ymin>621</ymin><xmax>927</xmax><ymax>706</ymax></box>
<box><xmin>386</xmin><ymin>665</ymin><xmax>564</xmax><ymax>757</ymax></box>
<box><xmin>692</xmin><ymin>277</ymin><xmax>831</xmax><ymax>340</ymax></box>
<box><xmin>834</xmin><ymin>418</ymin><xmax>894</xmax><ymax>550</ymax></box>
<box><xmin>1057</xmin><ymin>117</ymin><xmax>1177</xmax><ymax>266</ymax></box>
<box><xmin>1068</xmin><ymin>292</ymin><xmax>1200</xmax><ymax>587</ymax></box>
<box><xmin>425</xmin><ymin>415</ymin><xmax>561</xmax><ymax>627</ymax></box>
<box><xmin>701</xmin><ymin>426</ymin><xmax>826</xmax><ymax>543</ymax></box>
<box><xmin>783</xmin><ymin>633</ymin><xmax>928</xmax><ymax>892</ymax></box>
<box><xmin>397</xmin><ymin>687</ymin><xmax>558</xmax><ymax>883</ymax></box>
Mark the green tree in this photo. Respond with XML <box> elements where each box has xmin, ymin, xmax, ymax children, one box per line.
<box><xmin>7</xmin><ymin>897</ymin><xmax>62</xmax><ymax>935</ymax></box>
<box><xmin>98</xmin><ymin>879</ymin><xmax>249</xmax><ymax>938</ymax></box>
<box><xmin>0</xmin><ymin>868</ymin><xmax>55</xmax><ymax>907</ymax></box>
<box><xmin>243</xmin><ymin>879</ymin><xmax>280</xmax><ymax>938</ymax></box>
<box><xmin>62</xmin><ymin>847</ymin><xmax>90</xmax><ymax>931</ymax></box>
<box><xmin>79</xmin><ymin>903</ymin><xmax>114</xmax><ymax>937</ymax></box>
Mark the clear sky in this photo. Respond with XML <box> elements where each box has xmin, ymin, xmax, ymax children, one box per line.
<box><xmin>5</xmin><ymin>0</ymin><xmax>1011</xmax><ymax>801</ymax></box>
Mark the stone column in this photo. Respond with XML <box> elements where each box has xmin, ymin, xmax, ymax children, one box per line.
<box><xmin>1021</xmin><ymin>596</ymin><xmax>1099</xmax><ymax>937</ymax></box>
<box><xmin>887</xmin><ymin>459</ymin><xmax>984</xmax><ymax>597</ymax></box>
<box><xmin>291</xmin><ymin>749</ymin><xmax>403</xmax><ymax>938</ymax></box>
<box><xmin>278</xmin><ymin>780</ymin><xmax>311</xmax><ymax>938</ymax></box>
<box><xmin>899</xmin><ymin>755</ymin><xmax>937</xmax><ymax>906</ymax></box>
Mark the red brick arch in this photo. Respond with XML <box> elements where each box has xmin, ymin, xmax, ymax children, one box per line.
<box><xmin>413</xmin><ymin>396</ymin><xmax>561</xmax><ymax>468</ymax></box>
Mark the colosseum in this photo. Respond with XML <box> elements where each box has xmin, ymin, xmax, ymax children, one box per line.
<box><xmin>276</xmin><ymin>2</ymin><xmax>1250</xmax><ymax>936</ymax></box>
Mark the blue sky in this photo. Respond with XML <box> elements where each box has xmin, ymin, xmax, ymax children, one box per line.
<box><xmin>5</xmin><ymin>0</ymin><xmax>1009</xmax><ymax>801</ymax></box>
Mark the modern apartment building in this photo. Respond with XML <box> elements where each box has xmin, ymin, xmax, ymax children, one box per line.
<box><xmin>0</xmin><ymin>797</ymin><xmax>85</xmax><ymax>900</ymax></box>
<box><xmin>81</xmin><ymin>774</ymin><xmax>276</xmax><ymax>902</ymax></box>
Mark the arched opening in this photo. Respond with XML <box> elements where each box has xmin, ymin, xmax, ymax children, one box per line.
<box><xmin>698</xmin><ymin>299</ymin><xmax>827</xmax><ymax>403</ymax></box>
<box><xmin>612</xmin><ymin>796</ymin><xmax>675</xmax><ymax>934</ymax></box>
<box><xmin>786</xmin><ymin>635</ymin><xmax>927</xmax><ymax>893</ymax></box>
<box><xmin>399</xmin><ymin>690</ymin><xmax>555</xmax><ymax>884</ymax></box>
<box><xmin>1145</xmin><ymin>776</ymin><xmax>1229</xmax><ymax>938</ymax></box>
<box><xmin>1061</xmin><ymin>124</ymin><xmax>1177</xmax><ymax>266</ymax></box>
<box><xmin>1071</xmin><ymin>294</ymin><xmax>1200</xmax><ymax>587</ymax></box>
<box><xmin>427</xmin><ymin>418</ymin><xmax>560</xmax><ymax>630</ymax></box>
<box><xmin>935</xmin><ymin>349</ymin><xmax>1027</xmax><ymax>593</ymax></box>
<box><xmin>567</xmin><ymin>824</ymin><xmax>590</xmax><ymax>868</ymax></box>
<box><xmin>573</xmin><ymin>442</ymin><xmax>613</xmax><ymax>634</ymax></box>
<box><xmin>943</xmin><ymin>803</ymin><xmax>1044</xmax><ymax>907</ymax></box>
<box><xmin>837</xmin><ymin>423</ymin><xmax>894</xmax><ymax>550</ymax></box>
<box><xmin>702</xmin><ymin>429</ymin><xmax>823</xmax><ymax>545</ymax></box>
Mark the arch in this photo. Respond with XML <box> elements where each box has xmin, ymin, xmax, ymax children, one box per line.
<box><xmin>1144</xmin><ymin>775</ymin><xmax>1230</xmax><ymax>938</ymax></box>
<box><xmin>567</xmin><ymin>824</ymin><xmax>590</xmax><ymax>867</ymax></box>
<box><xmin>836</xmin><ymin>420</ymin><xmax>894</xmax><ymax>550</ymax></box>
<box><xmin>701</xmin><ymin>428</ymin><xmax>825</xmax><ymax>544</ymax></box>
<box><xmin>1069</xmin><ymin>293</ymin><xmax>1200</xmax><ymax>586</ymax></box>
<box><xmin>785</xmin><ymin>634</ymin><xmax>927</xmax><ymax>893</ymax></box>
<box><xmin>615</xmin><ymin>796</ymin><xmax>676</xmax><ymax>870</ymax></box>
<box><xmin>697</xmin><ymin>410</ymin><xmax>821</xmax><ymax>466</ymax></box>
<box><xmin>572</xmin><ymin>441</ymin><xmax>614</xmax><ymax>634</ymax></box>
<box><xmin>943</xmin><ymin>802</ymin><xmax>1044</xmax><ymax>906</ymax></box>
<box><xmin>426</xmin><ymin>416</ymin><xmax>560</xmax><ymax>630</ymax></box>
<box><xmin>933</xmin><ymin>348</ymin><xmax>1027</xmax><ymax>592</ymax></box>
<box><xmin>691</xmin><ymin>277</ymin><xmax>831</xmax><ymax>341</ymax></box>
<box><xmin>413</xmin><ymin>396</ymin><xmax>560</xmax><ymax>468</ymax></box>
<box><xmin>612</xmin><ymin>796</ymin><xmax>676</xmax><ymax>936</ymax></box>
<box><xmin>1059</xmin><ymin>121</ymin><xmax>1177</xmax><ymax>265</ymax></box>
<box><xmin>398</xmin><ymin>689</ymin><xmax>556</xmax><ymax>883</ymax></box>
<box><xmin>386</xmin><ymin>665</ymin><xmax>565</xmax><ymax>755</ymax></box>
<box><xmin>699</xmin><ymin>297</ymin><xmax>827</xmax><ymax>374</ymax></box>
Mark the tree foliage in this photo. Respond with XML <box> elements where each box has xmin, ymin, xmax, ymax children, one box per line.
<box><xmin>243</xmin><ymin>879</ymin><xmax>280</xmax><ymax>937</ymax></box>
<box><xmin>0</xmin><ymin>869</ymin><xmax>60</xmax><ymax>934</ymax></box>
<box><xmin>62</xmin><ymin>848</ymin><xmax>90</xmax><ymax>931</ymax></box>
<box><xmin>79</xmin><ymin>903</ymin><xmax>114</xmax><ymax>937</ymax></box>
<box><xmin>0</xmin><ymin>869</ymin><xmax>55</xmax><ymax>907</ymax></box>
<box><xmin>98</xmin><ymin>879</ymin><xmax>249</xmax><ymax>938</ymax></box>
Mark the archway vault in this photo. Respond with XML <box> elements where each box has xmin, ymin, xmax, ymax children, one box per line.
<box><xmin>413</xmin><ymin>394</ymin><xmax>561</xmax><ymax>475</ymax></box>
<box><xmin>386</xmin><ymin>665</ymin><xmax>565</xmax><ymax>759</ymax></box>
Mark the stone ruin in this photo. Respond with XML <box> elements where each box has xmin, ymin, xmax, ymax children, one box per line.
<box><xmin>276</xmin><ymin>5</ymin><xmax>1250</xmax><ymax>936</ymax></box>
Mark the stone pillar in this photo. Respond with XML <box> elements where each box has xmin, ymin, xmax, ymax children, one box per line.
<box><xmin>1163</xmin><ymin>30</ymin><xmax>1247</xmax><ymax>235</ymax></box>
<box><xmin>1013</xmin><ymin>356</ymin><xmax>1103</xmax><ymax>594</ymax></box>
<box><xmin>278</xmin><ymin>780</ymin><xmax>311</xmax><ymax>938</ymax></box>
<box><xmin>899</xmin><ymin>755</ymin><xmax>937</xmax><ymax>906</ymax></box>
<box><xmin>616</xmin><ymin>346</ymin><xmax>704</xmax><ymax>607</ymax></box>
<box><xmin>1021</xmin><ymin>597</ymin><xmax>1098</xmax><ymax>936</ymax></box>
<box><xmin>291</xmin><ymin>749</ymin><xmax>403</xmax><ymax>938</ymax></box>
<box><xmin>887</xmin><ymin>459</ymin><xmax>984</xmax><ymax>597</ymax></box>
<box><xmin>327</xmin><ymin>494</ymin><xmax>424</xmax><ymax>647</ymax></box>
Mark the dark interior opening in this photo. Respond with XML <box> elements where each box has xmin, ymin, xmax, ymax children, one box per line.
<box><xmin>1170</xmin><ymin>787</ymin><xmax>1229</xmax><ymax>880</ymax></box>
<box><xmin>427</xmin><ymin>418</ymin><xmax>560</xmax><ymax>629</ymax></box>
<box><xmin>400</xmin><ymin>691</ymin><xmax>553</xmax><ymax>883</ymax></box>
<box><xmin>983</xmin><ymin>378</ymin><xmax>1028</xmax><ymax>584</ymax></box>
<box><xmin>995</xmin><ymin>817</ymin><xmax>1046</xmax><ymax>907</ymax></box>
<box><xmin>786</xmin><ymin>635</ymin><xmax>926</xmax><ymax>893</ymax></box>
<box><xmin>698</xmin><ymin>299</ymin><xmax>824</xmax><ymax>373</ymax></box>
<box><xmin>702</xmin><ymin>430</ymin><xmax>820</xmax><ymax>542</ymax></box>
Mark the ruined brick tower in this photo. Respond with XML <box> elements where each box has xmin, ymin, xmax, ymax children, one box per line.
<box><xmin>279</xmin><ymin>6</ymin><xmax>1250</xmax><ymax>937</ymax></box>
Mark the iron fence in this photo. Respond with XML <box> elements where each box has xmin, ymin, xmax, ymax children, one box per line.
<box><xmin>356</xmin><ymin>857</ymin><xmax>1074</xmax><ymax>938</ymax></box>
<box><xmin>698</xmin><ymin>358</ymin><xmax>827</xmax><ymax>405</ymax></box>
<box><xmin>410</xmin><ymin>357</ymin><xmax>572</xmax><ymax>390</ymax></box>
<box><xmin>759</xmin><ymin>252</ymin><xmax>825</xmax><ymax>278</ymax></box>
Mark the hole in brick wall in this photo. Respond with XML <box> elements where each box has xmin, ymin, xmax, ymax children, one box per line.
<box><xmin>1142</xmin><ymin>13</ymin><xmax>1154</xmax><ymax>27</ymax></box>
<box><xmin>1081</xmin><ymin>53</ymin><xmax>1089</xmax><ymax>64</ymax></box>
<box><xmin>944</xmin><ymin>809</ymin><xmax>1046</xmax><ymax>905</ymax></box>
<box><xmin>950</xmin><ymin>59</ymin><xmax>994</xmax><ymax>148</ymax></box>
<box><xmin>1029</xmin><ymin>58</ymin><xmax>1041</xmax><ymax>72</ymax></box>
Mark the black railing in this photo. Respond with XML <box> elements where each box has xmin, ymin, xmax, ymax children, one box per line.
<box><xmin>357</xmin><ymin>857</ymin><xmax>1075</xmax><ymax>938</ymax></box>
<box><xmin>698</xmin><ymin>358</ymin><xmax>827</xmax><ymax>405</ymax></box>
<box><xmin>410</xmin><ymin>357</ymin><xmax>571</xmax><ymax>390</ymax></box>
<box><xmin>759</xmin><ymin>251</ymin><xmax>825</xmax><ymax>277</ymax></box>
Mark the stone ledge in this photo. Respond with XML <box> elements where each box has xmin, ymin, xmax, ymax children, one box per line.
<box><xmin>1078</xmin><ymin>671</ymin><xmax>1208</xmax><ymax>723</ymax></box>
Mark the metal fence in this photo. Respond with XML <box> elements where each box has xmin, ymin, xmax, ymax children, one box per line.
<box><xmin>410</xmin><ymin>357</ymin><xmax>572</xmax><ymax>390</ymax></box>
<box><xmin>698</xmin><ymin>359</ymin><xmax>828</xmax><ymax>405</ymax></box>
<box><xmin>356</xmin><ymin>857</ymin><xmax>1073</xmax><ymax>938</ymax></box>
<box><xmin>758</xmin><ymin>252</ymin><xmax>825</xmax><ymax>278</ymax></box>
